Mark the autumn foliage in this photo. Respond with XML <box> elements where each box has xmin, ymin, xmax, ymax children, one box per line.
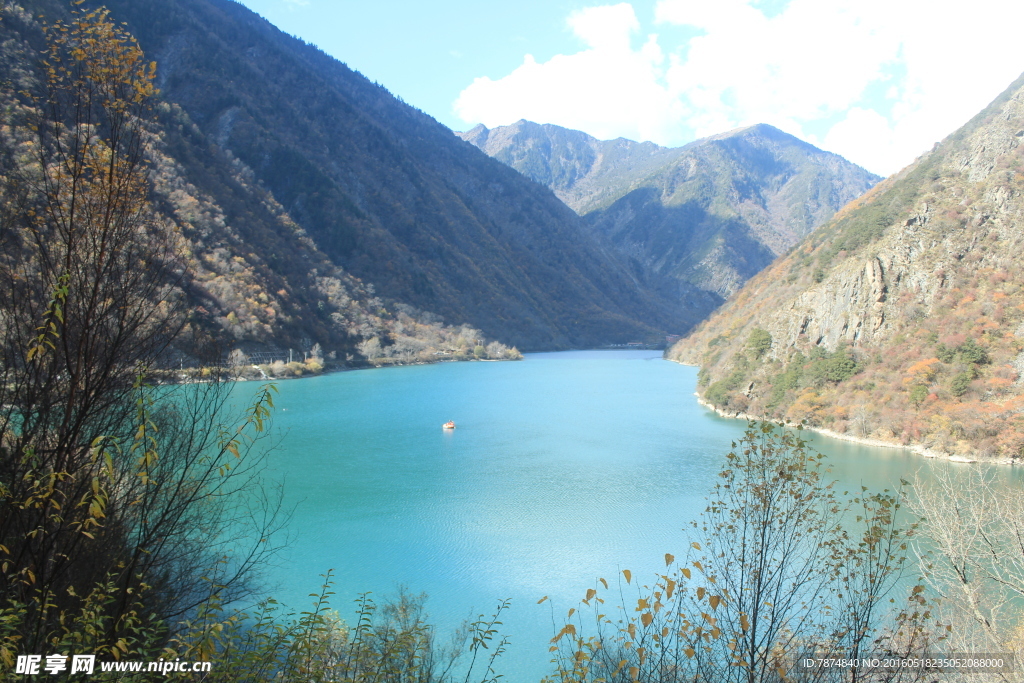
<box><xmin>671</xmin><ymin>69</ymin><xmax>1024</xmax><ymax>461</ymax></box>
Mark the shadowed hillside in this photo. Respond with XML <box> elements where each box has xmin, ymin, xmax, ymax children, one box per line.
<box><xmin>88</xmin><ymin>0</ymin><xmax>690</xmax><ymax>350</ymax></box>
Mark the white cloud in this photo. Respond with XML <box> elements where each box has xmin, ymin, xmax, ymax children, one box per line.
<box><xmin>454</xmin><ymin>4</ymin><xmax>681</xmax><ymax>144</ymax></box>
<box><xmin>660</xmin><ymin>0</ymin><xmax>897</xmax><ymax>124</ymax></box>
<box><xmin>454</xmin><ymin>0</ymin><xmax>1024</xmax><ymax>176</ymax></box>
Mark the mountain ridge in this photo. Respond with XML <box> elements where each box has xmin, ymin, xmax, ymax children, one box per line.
<box><xmin>5</xmin><ymin>0</ymin><xmax>701</xmax><ymax>355</ymax></box>
<box><xmin>460</xmin><ymin>120</ymin><xmax>881</xmax><ymax>312</ymax></box>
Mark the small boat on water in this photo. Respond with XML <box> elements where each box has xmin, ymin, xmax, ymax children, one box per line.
<box><xmin>442</xmin><ymin>421</ymin><xmax>456</xmax><ymax>430</ymax></box>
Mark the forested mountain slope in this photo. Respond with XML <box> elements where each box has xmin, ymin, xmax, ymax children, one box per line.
<box><xmin>90</xmin><ymin>0</ymin><xmax>685</xmax><ymax>350</ymax></box>
<box><xmin>0</xmin><ymin>3</ymin><xmax>523</xmax><ymax>369</ymax></box>
<box><xmin>461</xmin><ymin>121</ymin><xmax>880</xmax><ymax>310</ymax></box>
<box><xmin>670</xmin><ymin>71</ymin><xmax>1024</xmax><ymax>461</ymax></box>
<box><xmin>4</xmin><ymin>0</ymin><xmax>688</xmax><ymax>361</ymax></box>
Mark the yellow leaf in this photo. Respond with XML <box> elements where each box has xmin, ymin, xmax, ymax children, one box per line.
<box><xmin>537</xmin><ymin>595</ymin><xmax>548</xmax><ymax>604</ymax></box>
<box><xmin>623</xmin><ymin>569</ymin><xmax>631</xmax><ymax>584</ymax></box>
<box><xmin>740</xmin><ymin>613</ymin><xmax>750</xmax><ymax>632</ymax></box>
<box><xmin>551</xmin><ymin>623</ymin><xmax>577</xmax><ymax>643</ymax></box>
<box><xmin>709</xmin><ymin>595</ymin><xmax>721</xmax><ymax>610</ymax></box>
<box><xmin>599</xmin><ymin>577</ymin><xmax>608</xmax><ymax>589</ymax></box>
<box><xmin>685</xmin><ymin>647</ymin><xmax>696</xmax><ymax>658</ymax></box>
<box><xmin>586</xmin><ymin>588</ymin><xmax>597</xmax><ymax>602</ymax></box>
<box><xmin>665</xmin><ymin>553</ymin><xmax>674</xmax><ymax>566</ymax></box>
<box><xmin>697</xmin><ymin>586</ymin><xmax>705</xmax><ymax>599</ymax></box>
<box><xmin>692</xmin><ymin>541</ymin><xmax>701</xmax><ymax>550</ymax></box>
<box><xmin>682</xmin><ymin>567</ymin><xmax>691</xmax><ymax>579</ymax></box>
<box><xmin>641</xmin><ymin>612</ymin><xmax>653</xmax><ymax>627</ymax></box>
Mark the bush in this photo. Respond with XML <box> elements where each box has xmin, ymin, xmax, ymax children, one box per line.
<box><xmin>950</xmin><ymin>371</ymin><xmax>973</xmax><ymax>397</ymax></box>
<box><xmin>173</xmin><ymin>574</ymin><xmax>509</xmax><ymax>682</ymax></box>
<box><xmin>957</xmin><ymin>337</ymin><xmax>988</xmax><ymax>364</ymax></box>
<box><xmin>704</xmin><ymin>363</ymin><xmax>750</xmax><ymax>408</ymax></box>
<box><xmin>937</xmin><ymin>338</ymin><xmax>988</xmax><ymax>365</ymax></box>
<box><xmin>705</xmin><ymin>380</ymin><xmax>733</xmax><ymax>407</ymax></box>
<box><xmin>823</xmin><ymin>352</ymin><xmax>859</xmax><ymax>382</ymax></box>
<box><xmin>767</xmin><ymin>361</ymin><xmax>803</xmax><ymax>408</ymax></box>
<box><xmin>747</xmin><ymin>328</ymin><xmax>772</xmax><ymax>359</ymax></box>
<box><xmin>548</xmin><ymin>423</ymin><xmax>928</xmax><ymax>682</ymax></box>
<box><xmin>807</xmin><ymin>347</ymin><xmax>860</xmax><ymax>385</ymax></box>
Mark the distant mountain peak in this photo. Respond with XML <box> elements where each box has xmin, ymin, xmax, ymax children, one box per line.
<box><xmin>461</xmin><ymin>119</ymin><xmax>880</xmax><ymax>307</ymax></box>
<box><xmin>710</xmin><ymin>122</ymin><xmax>784</xmax><ymax>138</ymax></box>
<box><xmin>459</xmin><ymin>122</ymin><xmax>490</xmax><ymax>145</ymax></box>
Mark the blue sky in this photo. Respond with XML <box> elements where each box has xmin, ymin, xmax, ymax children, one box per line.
<box><xmin>235</xmin><ymin>0</ymin><xmax>1024</xmax><ymax>177</ymax></box>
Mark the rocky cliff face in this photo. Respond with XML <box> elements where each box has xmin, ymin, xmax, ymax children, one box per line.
<box><xmin>671</xmin><ymin>72</ymin><xmax>1024</xmax><ymax>462</ymax></box>
<box><xmin>460</xmin><ymin>121</ymin><xmax>880</xmax><ymax>309</ymax></box>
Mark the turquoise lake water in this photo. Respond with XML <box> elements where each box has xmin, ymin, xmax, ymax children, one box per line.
<box><xmin>251</xmin><ymin>349</ymin><xmax>1000</xmax><ymax>682</ymax></box>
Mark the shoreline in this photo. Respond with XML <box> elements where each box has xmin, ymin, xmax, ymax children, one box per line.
<box><xmin>166</xmin><ymin>355</ymin><xmax>526</xmax><ymax>385</ymax></box>
<box><xmin>691</xmin><ymin>394</ymin><xmax>1017</xmax><ymax>466</ymax></box>
<box><xmin>665</xmin><ymin>354</ymin><xmax>1016</xmax><ymax>465</ymax></box>
<box><xmin>225</xmin><ymin>346</ymin><xmax>660</xmax><ymax>383</ymax></box>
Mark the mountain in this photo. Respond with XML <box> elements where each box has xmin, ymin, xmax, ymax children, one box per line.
<box><xmin>459</xmin><ymin>121</ymin><xmax>683</xmax><ymax>215</ymax></box>
<box><xmin>669</xmin><ymin>71</ymin><xmax>1024</xmax><ymax>462</ymax></box>
<box><xmin>4</xmin><ymin>0</ymin><xmax>692</xmax><ymax>358</ymax></box>
<box><xmin>459</xmin><ymin>121</ymin><xmax>880</xmax><ymax>306</ymax></box>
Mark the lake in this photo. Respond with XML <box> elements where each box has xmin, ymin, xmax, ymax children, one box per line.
<box><xmin>253</xmin><ymin>349</ymin><xmax>987</xmax><ymax>682</ymax></box>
